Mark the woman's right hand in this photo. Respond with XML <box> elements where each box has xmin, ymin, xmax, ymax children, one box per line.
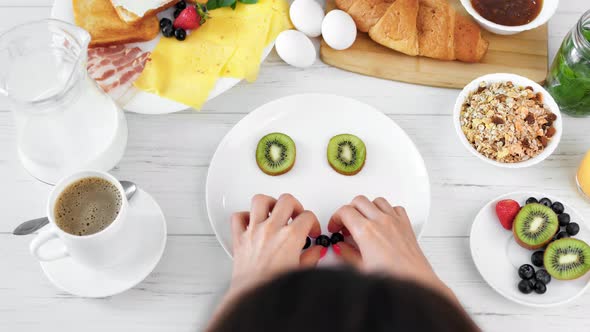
<box><xmin>328</xmin><ymin>196</ymin><xmax>455</xmax><ymax>300</ymax></box>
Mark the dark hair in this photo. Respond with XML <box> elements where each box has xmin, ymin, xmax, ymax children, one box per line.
<box><xmin>210</xmin><ymin>268</ymin><xmax>478</xmax><ymax>332</ymax></box>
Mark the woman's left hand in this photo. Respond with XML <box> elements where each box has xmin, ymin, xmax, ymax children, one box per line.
<box><xmin>229</xmin><ymin>194</ymin><xmax>323</xmax><ymax>295</ymax></box>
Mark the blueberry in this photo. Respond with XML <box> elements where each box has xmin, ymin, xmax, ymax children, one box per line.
<box><xmin>556</xmin><ymin>231</ymin><xmax>568</xmax><ymax>239</ymax></box>
<box><xmin>539</xmin><ymin>198</ymin><xmax>552</xmax><ymax>207</ymax></box>
<box><xmin>174</xmin><ymin>8</ymin><xmax>182</xmax><ymax>18</ymax></box>
<box><xmin>531</xmin><ymin>251</ymin><xmax>545</xmax><ymax>267</ymax></box>
<box><xmin>518</xmin><ymin>264</ymin><xmax>535</xmax><ymax>279</ymax></box>
<box><xmin>159</xmin><ymin>18</ymin><xmax>172</xmax><ymax>29</ymax></box>
<box><xmin>303</xmin><ymin>236</ymin><xmax>311</xmax><ymax>250</ymax></box>
<box><xmin>566</xmin><ymin>222</ymin><xmax>580</xmax><ymax>236</ymax></box>
<box><xmin>551</xmin><ymin>202</ymin><xmax>565</xmax><ymax>215</ymax></box>
<box><xmin>535</xmin><ymin>269</ymin><xmax>551</xmax><ymax>285</ymax></box>
<box><xmin>174</xmin><ymin>28</ymin><xmax>186</xmax><ymax>41</ymax></box>
<box><xmin>162</xmin><ymin>25</ymin><xmax>174</xmax><ymax>37</ymax></box>
<box><xmin>315</xmin><ymin>235</ymin><xmax>331</xmax><ymax>247</ymax></box>
<box><xmin>330</xmin><ymin>232</ymin><xmax>344</xmax><ymax>244</ymax></box>
<box><xmin>534</xmin><ymin>281</ymin><xmax>547</xmax><ymax>294</ymax></box>
<box><xmin>175</xmin><ymin>0</ymin><xmax>187</xmax><ymax>9</ymax></box>
<box><xmin>558</xmin><ymin>213</ymin><xmax>571</xmax><ymax>226</ymax></box>
<box><xmin>518</xmin><ymin>279</ymin><xmax>533</xmax><ymax>294</ymax></box>
<box><xmin>526</xmin><ymin>197</ymin><xmax>538</xmax><ymax>205</ymax></box>
<box><xmin>527</xmin><ymin>278</ymin><xmax>537</xmax><ymax>288</ymax></box>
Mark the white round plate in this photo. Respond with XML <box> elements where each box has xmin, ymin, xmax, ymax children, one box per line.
<box><xmin>470</xmin><ymin>192</ymin><xmax>590</xmax><ymax>307</ymax></box>
<box><xmin>39</xmin><ymin>189</ymin><xmax>167</xmax><ymax>298</ymax></box>
<box><xmin>51</xmin><ymin>0</ymin><xmax>273</xmax><ymax>115</ymax></box>
<box><xmin>206</xmin><ymin>94</ymin><xmax>431</xmax><ymax>257</ymax></box>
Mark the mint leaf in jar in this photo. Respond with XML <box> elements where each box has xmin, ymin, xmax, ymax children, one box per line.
<box><xmin>546</xmin><ymin>21</ymin><xmax>590</xmax><ymax>117</ymax></box>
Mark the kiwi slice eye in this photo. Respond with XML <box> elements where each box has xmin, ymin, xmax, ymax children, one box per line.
<box><xmin>327</xmin><ymin>134</ymin><xmax>366</xmax><ymax>176</ymax></box>
<box><xmin>256</xmin><ymin>133</ymin><xmax>296</xmax><ymax>176</ymax></box>
<box><xmin>513</xmin><ymin>203</ymin><xmax>559</xmax><ymax>249</ymax></box>
<box><xmin>544</xmin><ymin>238</ymin><xmax>590</xmax><ymax>280</ymax></box>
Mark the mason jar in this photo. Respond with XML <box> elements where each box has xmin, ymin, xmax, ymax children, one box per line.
<box><xmin>545</xmin><ymin>10</ymin><xmax>590</xmax><ymax>117</ymax></box>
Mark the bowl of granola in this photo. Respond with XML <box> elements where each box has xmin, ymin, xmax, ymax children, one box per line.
<box><xmin>453</xmin><ymin>73</ymin><xmax>562</xmax><ymax>168</ymax></box>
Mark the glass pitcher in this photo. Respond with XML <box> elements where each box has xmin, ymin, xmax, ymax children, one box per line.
<box><xmin>0</xmin><ymin>20</ymin><xmax>127</xmax><ymax>184</ymax></box>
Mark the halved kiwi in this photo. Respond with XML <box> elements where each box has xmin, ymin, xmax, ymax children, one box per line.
<box><xmin>544</xmin><ymin>238</ymin><xmax>590</xmax><ymax>280</ymax></box>
<box><xmin>256</xmin><ymin>133</ymin><xmax>296</xmax><ymax>176</ymax></box>
<box><xmin>327</xmin><ymin>134</ymin><xmax>366</xmax><ymax>176</ymax></box>
<box><xmin>513</xmin><ymin>203</ymin><xmax>559</xmax><ymax>249</ymax></box>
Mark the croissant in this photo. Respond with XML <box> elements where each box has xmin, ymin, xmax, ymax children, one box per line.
<box><xmin>336</xmin><ymin>0</ymin><xmax>488</xmax><ymax>63</ymax></box>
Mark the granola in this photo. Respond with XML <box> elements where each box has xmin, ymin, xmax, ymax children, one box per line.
<box><xmin>460</xmin><ymin>81</ymin><xmax>557</xmax><ymax>163</ymax></box>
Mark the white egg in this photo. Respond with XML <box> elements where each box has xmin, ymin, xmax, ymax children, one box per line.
<box><xmin>321</xmin><ymin>10</ymin><xmax>357</xmax><ymax>51</ymax></box>
<box><xmin>289</xmin><ymin>0</ymin><xmax>325</xmax><ymax>38</ymax></box>
<box><xmin>275</xmin><ymin>30</ymin><xmax>316</xmax><ymax>68</ymax></box>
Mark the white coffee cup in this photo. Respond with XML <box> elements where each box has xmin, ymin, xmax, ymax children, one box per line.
<box><xmin>30</xmin><ymin>170</ymin><xmax>132</xmax><ymax>268</ymax></box>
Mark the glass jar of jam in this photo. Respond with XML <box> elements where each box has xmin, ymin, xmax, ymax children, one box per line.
<box><xmin>545</xmin><ymin>10</ymin><xmax>590</xmax><ymax>117</ymax></box>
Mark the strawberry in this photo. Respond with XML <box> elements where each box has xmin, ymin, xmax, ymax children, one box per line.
<box><xmin>174</xmin><ymin>6</ymin><xmax>198</xmax><ymax>30</ymax></box>
<box><xmin>495</xmin><ymin>199</ymin><xmax>521</xmax><ymax>230</ymax></box>
<box><xmin>173</xmin><ymin>5</ymin><xmax>209</xmax><ymax>30</ymax></box>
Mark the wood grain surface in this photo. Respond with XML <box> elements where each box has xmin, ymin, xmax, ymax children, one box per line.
<box><xmin>1</xmin><ymin>1</ymin><xmax>590</xmax><ymax>332</ymax></box>
<box><xmin>320</xmin><ymin>0</ymin><xmax>549</xmax><ymax>88</ymax></box>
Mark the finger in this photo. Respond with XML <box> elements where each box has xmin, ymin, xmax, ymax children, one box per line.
<box><xmin>333</xmin><ymin>242</ymin><xmax>362</xmax><ymax>268</ymax></box>
<box><xmin>300</xmin><ymin>246</ymin><xmax>325</xmax><ymax>268</ymax></box>
<box><xmin>290</xmin><ymin>210</ymin><xmax>322</xmax><ymax>238</ymax></box>
<box><xmin>230</xmin><ymin>212</ymin><xmax>249</xmax><ymax>249</ymax></box>
<box><xmin>269</xmin><ymin>193</ymin><xmax>304</xmax><ymax>226</ymax></box>
<box><xmin>250</xmin><ymin>194</ymin><xmax>277</xmax><ymax>224</ymax></box>
<box><xmin>351</xmin><ymin>195</ymin><xmax>383</xmax><ymax>219</ymax></box>
<box><xmin>328</xmin><ymin>205</ymin><xmax>367</xmax><ymax>237</ymax></box>
<box><xmin>342</xmin><ymin>227</ymin><xmax>351</xmax><ymax>237</ymax></box>
<box><xmin>373</xmin><ymin>197</ymin><xmax>394</xmax><ymax>215</ymax></box>
<box><xmin>393</xmin><ymin>206</ymin><xmax>415</xmax><ymax>232</ymax></box>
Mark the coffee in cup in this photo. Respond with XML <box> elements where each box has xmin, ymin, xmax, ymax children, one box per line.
<box><xmin>30</xmin><ymin>171</ymin><xmax>132</xmax><ymax>268</ymax></box>
<box><xmin>54</xmin><ymin>177</ymin><xmax>122</xmax><ymax>236</ymax></box>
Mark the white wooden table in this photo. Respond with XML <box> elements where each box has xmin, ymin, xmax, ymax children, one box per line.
<box><xmin>2</xmin><ymin>1</ymin><xmax>590</xmax><ymax>331</ymax></box>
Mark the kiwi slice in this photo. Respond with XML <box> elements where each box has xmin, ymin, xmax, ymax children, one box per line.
<box><xmin>256</xmin><ymin>133</ymin><xmax>296</xmax><ymax>176</ymax></box>
<box><xmin>513</xmin><ymin>203</ymin><xmax>559</xmax><ymax>249</ymax></box>
<box><xmin>327</xmin><ymin>134</ymin><xmax>366</xmax><ymax>176</ymax></box>
<box><xmin>544</xmin><ymin>238</ymin><xmax>590</xmax><ymax>280</ymax></box>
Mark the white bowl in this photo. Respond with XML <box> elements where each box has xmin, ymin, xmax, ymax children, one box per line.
<box><xmin>453</xmin><ymin>73</ymin><xmax>562</xmax><ymax>169</ymax></box>
<box><xmin>459</xmin><ymin>0</ymin><xmax>559</xmax><ymax>35</ymax></box>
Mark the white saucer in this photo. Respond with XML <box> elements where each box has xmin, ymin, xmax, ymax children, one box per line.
<box><xmin>470</xmin><ymin>192</ymin><xmax>590</xmax><ymax>307</ymax></box>
<box><xmin>39</xmin><ymin>189</ymin><xmax>167</xmax><ymax>298</ymax></box>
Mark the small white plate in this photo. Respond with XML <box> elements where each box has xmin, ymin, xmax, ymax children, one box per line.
<box><xmin>51</xmin><ymin>0</ymin><xmax>273</xmax><ymax>114</ymax></box>
<box><xmin>206</xmin><ymin>94</ymin><xmax>431</xmax><ymax>257</ymax></box>
<box><xmin>39</xmin><ymin>189</ymin><xmax>167</xmax><ymax>298</ymax></box>
<box><xmin>470</xmin><ymin>192</ymin><xmax>590</xmax><ymax>307</ymax></box>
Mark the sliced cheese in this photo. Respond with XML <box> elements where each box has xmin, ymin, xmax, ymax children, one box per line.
<box><xmin>134</xmin><ymin>37</ymin><xmax>235</xmax><ymax>109</ymax></box>
<box><xmin>134</xmin><ymin>0</ymin><xmax>292</xmax><ymax>110</ymax></box>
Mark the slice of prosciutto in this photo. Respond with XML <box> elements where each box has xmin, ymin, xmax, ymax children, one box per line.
<box><xmin>87</xmin><ymin>45</ymin><xmax>150</xmax><ymax>103</ymax></box>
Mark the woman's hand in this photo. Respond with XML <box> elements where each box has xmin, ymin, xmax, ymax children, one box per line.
<box><xmin>229</xmin><ymin>193</ymin><xmax>324</xmax><ymax>295</ymax></box>
<box><xmin>328</xmin><ymin>196</ymin><xmax>456</xmax><ymax>301</ymax></box>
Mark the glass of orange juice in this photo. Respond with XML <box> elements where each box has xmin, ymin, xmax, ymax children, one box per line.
<box><xmin>577</xmin><ymin>150</ymin><xmax>590</xmax><ymax>199</ymax></box>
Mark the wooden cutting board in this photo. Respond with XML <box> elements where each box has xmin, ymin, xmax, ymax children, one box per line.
<box><xmin>320</xmin><ymin>0</ymin><xmax>548</xmax><ymax>89</ymax></box>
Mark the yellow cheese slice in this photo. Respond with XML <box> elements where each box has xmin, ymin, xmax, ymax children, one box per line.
<box><xmin>134</xmin><ymin>36</ymin><xmax>235</xmax><ymax>109</ymax></box>
<box><xmin>134</xmin><ymin>0</ymin><xmax>292</xmax><ymax>110</ymax></box>
<box><xmin>267</xmin><ymin>0</ymin><xmax>293</xmax><ymax>45</ymax></box>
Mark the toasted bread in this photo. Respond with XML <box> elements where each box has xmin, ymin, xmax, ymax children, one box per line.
<box><xmin>73</xmin><ymin>0</ymin><xmax>160</xmax><ymax>47</ymax></box>
<box><xmin>110</xmin><ymin>0</ymin><xmax>178</xmax><ymax>24</ymax></box>
<box><xmin>369</xmin><ymin>0</ymin><xmax>419</xmax><ymax>56</ymax></box>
